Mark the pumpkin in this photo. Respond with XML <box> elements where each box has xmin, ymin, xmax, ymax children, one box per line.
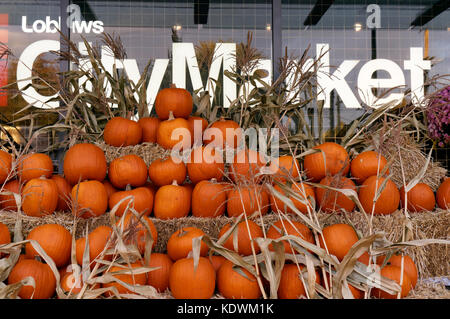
<box><xmin>0</xmin><ymin>221</ymin><xmax>11</xmax><ymax>258</ymax></box>
<box><xmin>218</xmin><ymin>220</ymin><xmax>263</xmax><ymax>256</ymax></box>
<box><xmin>358</xmin><ymin>175</ymin><xmax>400</xmax><ymax>215</ymax></box>
<box><xmin>156</xmin><ymin>112</ymin><xmax>191</xmax><ymax>150</ymax></box>
<box><xmin>103</xmin><ymin>117</ymin><xmax>142</xmax><ymax>147</ymax></box>
<box><xmin>109</xmin><ymin>186</ymin><xmax>154</xmax><ymax>217</ymax></box>
<box><xmin>278</xmin><ymin>264</ymin><xmax>320</xmax><ymax>299</ymax></box>
<box><xmin>303</xmin><ymin>142</ymin><xmax>350</xmax><ymax>182</ymax></box>
<box><xmin>108</xmin><ymin>154</ymin><xmax>148</xmax><ymax>189</ymax></box>
<box><xmin>227</xmin><ymin>185</ymin><xmax>269</xmax><ymax>217</ymax></box>
<box><xmin>318</xmin><ymin>223</ymin><xmax>366</xmax><ymax>262</ymax></box>
<box><xmin>267</xmin><ymin>220</ymin><xmax>315</xmax><ymax>253</ymax></box>
<box><xmin>63</xmin><ymin>143</ymin><xmax>107</xmax><ymax>185</ymax></box>
<box><xmin>75</xmin><ymin>225</ymin><xmax>113</xmax><ymax>267</ymax></box>
<box><xmin>436</xmin><ymin>177</ymin><xmax>450</xmax><ymax>209</ymax></box>
<box><xmin>268</xmin><ymin>155</ymin><xmax>301</xmax><ymax>183</ymax></box>
<box><xmin>25</xmin><ymin>223</ymin><xmax>72</xmax><ymax>267</ymax></box>
<box><xmin>229</xmin><ymin>148</ymin><xmax>267</xmax><ymax>184</ymax></box>
<box><xmin>0</xmin><ymin>149</ymin><xmax>13</xmax><ymax>184</ymax></box>
<box><xmin>8</xmin><ymin>259</ymin><xmax>56</xmax><ymax>299</ymax></box>
<box><xmin>103</xmin><ymin>180</ymin><xmax>118</xmax><ymax>199</ymax></box>
<box><xmin>167</xmin><ymin>227</ymin><xmax>208</xmax><ymax>261</ymax></box>
<box><xmin>203</xmin><ymin>117</ymin><xmax>242</xmax><ymax>149</ymax></box>
<box><xmin>186</xmin><ymin>146</ymin><xmax>225</xmax><ymax>183</ymax></box>
<box><xmin>153</xmin><ymin>180</ymin><xmax>191</xmax><ymax>219</ymax></box>
<box><xmin>21</xmin><ymin>177</ymin><xmax>58</xmax><ymax>217</ymax></box>
<box><xmin>60</xmin><ymin>272</ymin><xmax>100</xmax><ymax>295</ymax></box>
<box><xmin>209</xmin><ymin>255</ymin><xmax>227</xmax><ymax>272</ymax></box>
<box><xmin>315</xmin><ymin>176</ymin><xmax>356</xmax><ymax>213</ymax></box>
<box><xmin>18</xmin><ymin>153</ymin><xmax>53</xmax><ymax>183</ymax></box>
<box><xmin>270</xmin><ymin>182</ymin><xmax>315</xmax><ymax>215</ymax></box>
<box><xmin>154</xmin><ymin>85</ymin><xmax>193</xmax><ymax>120</ymax></box>
<box><xmin>148</xmin><ymin>156</ymin><xmax>186</xmax><ymax>187</ymax></box>
<box><xmin>371</xmin><ymin>265</ymin><xmax>412</xmax><ymax>299</ymax></box>
<box><xmin>146</xmin><ymin>253</ymin><xmax>173</xmax><ymax>292</ymax></box>
<box><xmin>350</xmin><ymin>151</ymin><xmax>389</xmax><ymax>184</ymax></box>
<box><xmin>51</xmin><ymin>175</ymin><xmax>72</xmax><ymax>211</ymax></box>
<box><xmin>138</xmin><ymin>116</ymin><xmax>160</xmax><ymax>143</ymax></box>
<box><xmin>116</xmin><ymin>214</ymin><xmax>157</xmax><ymax>254</ymax></box>
<box><xmin>169</xmin><ymin>257</ymin><xmax>215</xmax><ymax>299</ymax></box>
<box><xmin>376</xmin><ymin>254</ymin><xmax>418</xmax><ymax>289</ymax></box>
<box><xmin>191</xmin><ymin>179</ymin><xmax>227</xmax><ymax>217</ymax></box>
<box><xmin>187</xmin><ymin>116</ymin><xmax>208</xmax><ymax>146</ymax></box>
<box><xmin>0</xmin><ymin>179</ymin><xmax>20</xmax><ymax>211</ymax></box>
<box><xmin>102</xmin><ymin>261</ymin><xmax>147</xmax><ymax>297</ymax></box>
<box><xmin>400</xmin><ymin>183</ymin><xmax>436</xmax><ymax>212</ymax></box>
<box><xmin>217</xmin><ymin>260</ymin><xmax>261</xmax><ymax>299</ymax></box>
<box><xmin>71</xmin><ymin>180</ymin><xmax>108</xmax><ymax>218</ymax></box>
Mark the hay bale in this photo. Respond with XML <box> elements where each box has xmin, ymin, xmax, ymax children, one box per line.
<box><xmin>96</xmin><ymin>141</ymin><xmax>170</xmax><ymax>166</ymax></box>
<box><xmin>405</xmin><ymin>279</ymin><xmax>450</xmax><ymax>299</ymax></box>
<box><xmin>374</xmin><ymin>133</ymin><xmax>447</xmax><ymax>191</ymax></box>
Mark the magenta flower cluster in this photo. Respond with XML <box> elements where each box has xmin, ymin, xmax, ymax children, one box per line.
<box><xmin>426</xmin><ymin>86</ymin><xmax>450</xmax><ymax>147</ymax></box>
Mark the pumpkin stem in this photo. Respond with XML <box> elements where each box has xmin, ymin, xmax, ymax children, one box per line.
<box><xmin>171</xmin><ymin>180</ymin><xmax>179</xmax><ymax>186</ymax></box>
<box><xmin>170</xmin><ymin>83</ymin><xmax>177</xmax><ymax>89</ymax></box>
<box><xmin>125</xmin><ymin>184</ymin><xmax>132</xmax><ymax>191</ymax></box>
<box><xmin>168</xmin><ymin>111</ymin><xmax>175</xmax><ymax>121</ymax></box>
<box><xmin>210</xmin><ymin>178</ymin><xmax>217</xmax><ymax>184</ymax></box>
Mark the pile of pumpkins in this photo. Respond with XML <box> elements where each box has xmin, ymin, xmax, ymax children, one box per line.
<box><xmin>0</xmin><ymin>85</ymin><xmax>449</xmax><ymax>299</ymax></box>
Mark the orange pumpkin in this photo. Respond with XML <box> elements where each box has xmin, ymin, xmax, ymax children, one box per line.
<box><xmin>203</xmin><ymin>117</ymin><xmax>242</xmax><ymax>149</ymax></box>
<box><xmin>116</xmin><ymin>214</ymin><xmax>158</xmax><ymax>254</ymax></box>
<box><xmin>21</xmin><ymin>177</ymin><xmax>58</xmax><ymax>217</ymax></box>
<box><xmin>318</xmin><ymin>223</ymin><xmax>364</xmax><ymax>262</ymax></box>
<box><xmin>108</xmin><ymin>154</ymin><xmax>148</xmax><ymax>189</ymax></box>
<box><xmin>227</xmin><ymin>185</ymin><xmax>269</xmax><ymax>217</ymax></box>
<box><xmin>191</xmin><ymin>179</ymin><xmax>227</xmax><ymax>217</ymax></box>
<box><xmin>102</xmin><ymin>261</ymin><xmax>147</xmax><ymax>297</ymax></box>
<box><xmin>25</xmin><ymin>223</ymin><xmax>72</xmax><ymax>267</ymax></box>
<box><xmin>350</xmin><ymin>151</ymin><xmax>389</xmax><ymax>184</ymax></box>
<box><xmin>103</xmin><ymin>180</ymin><xmax>118</xmax><ymax>199</ymax></box>
<box><xmin>315</xmin><ymin>176</ymin><xmax>356</xmax><ymax>213</ymax></box>
<box><xmin>138</xmin><ymin>116</ymin><xmax>160</xmax><ymax>143</ymax></box>
<box><xmin>148</xmin><ymin>156</ymin><xmax>186</xmax><ymax>187</ymax></box>
<box><xmin>359</xmin><ymin>175</ymin><xmax>400</xmax><ymax>215</ymax></box>
<box><xmin>153</xmin><ymin>180</ymin><xmax>191</xmax><ymax>219</ymax></box>
<box><xmin>186</xmin><ymin>146</ymin><xmax>225</xmax><ymax>183</ymax></box>
<box><xmin>303</xmin><ymin>142</ymin><xmax>350</xmax><ymax>182</ymax></box>
<box><xmin>146</xmin><ymin>253</ymin><xmax>173</xmax><ymax>292</ymax></box>
<box><xmin>229</xmin><ymin>148</ymin><xmax>267</xmax><ymax>184</ymax></box>
<box><xmin>267</xmin><ymin>220</ymin><xmax>315</xmax><ymax>253</ymax></box>
<box><xmin>209</xmin><ymin>255</ymin><xmax>227</xmax><ymax>272</ymax></box>
<box><xmin>156</xmin><ymin>112</ymin><xmax>191</xmax><ymax>150</ymax></box>
<box><xmin>103</xmin><ymin>117</ymin><xmax>142</xmax><ymax>147</ymax></box>
<box><xmin>0</xmin><ymin>149</ymin><xmax>13</xmax><ymax>184</ymax></box>
<box><xmin>376</xmin><ymin>254</ymin><xmax>418</xmax><ymax>289</ymax></box>
<box><xmin>51</xmin><ymin>175</ymin><xmax>72</xmax><ymax>211</ymax></box>
<box><xmin>187</xmin><ymin>116</ymin><xmax>208</xmax><ymax>146</ymax></box>
<box><xmin>18</xmin><ymin>153</ymin><xmax>53</xmax><ymax>183</ymax></box>
<box><xmin>219</xmin><ymin>220</ymin><xmax>263</xmax><ymax>256</ymax></box>
<box><xmin>8</xmin><ymin>259</ymin><xmax>56</xmax><ymax>299</ymax></box>
<box><xmin>75</xmin><ymin>225</ymin><xmax>113</xmax><ymax>267</ymax></box>
<box><xmin>0</xmin><ymin>179</ymin><xmax>21</xmax><ymax>211</ymax></box>
<box><xmin>217</xmin><ymin>260</ymin><xmax>261</xmax><ymax>299</ymax></box>
<box><xmin>63</xmin><ymin>143</ymin><xmax>107</xmax><ymax>185</ymax></box>
<box><xmin>371</xmin><ymin>265</ymin><xmax>412</xmax><ymax>299</ymax></box>
<box><xmin>154</xmin><ymin>85</ymin><xmax>193</xmax><ymax>120</ymax></box>
<box><xmin>0</xmin><ymin>221</ymin><xmax>11</xmax><ymax>258</ymax></box>
<box><xmin>270</xmin><ymin>182</ymin><xmax>315</xmax><ymax>215</ymax></box>
<box><xmin>400</xmin><ymin>183</ymin><xmax>436</xmax><ymax>212</ymax></box>
<box><xmin>109</xmin><ymin>186</ymin><xmax>154</xmax><ymax>217</ymax></box>
<box><xmin>268</xmin><ymin>155</ymin><xmax>301</xmax><ymax>183</ymax></box>
<box><xmin>169</xmin><ymin>257</ymin><xmax>215</xmax><ymax>299</ymax></box>
<box><xmin>167</xmin><ymin>227</ymin><xmax>208</xmax><ymax>261</ymax></box>
<box><xmin>321</xmin><ymin>271</ymin><xmax>365</xmax><ymax>299</ymax></box>
<box><xmin>278</xmin><ymin>264</ymin><xmax>320</xmax><ymax>299</ymax></box>
<box><xmin>71</xmin><ymin>180</ymin><xmax>108</xmax><ymax>218</ymax></box>
<box><xmin>436</xmin><ymin>177</ymin><xmax>450</xmax><ymax>209</ymax></box>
